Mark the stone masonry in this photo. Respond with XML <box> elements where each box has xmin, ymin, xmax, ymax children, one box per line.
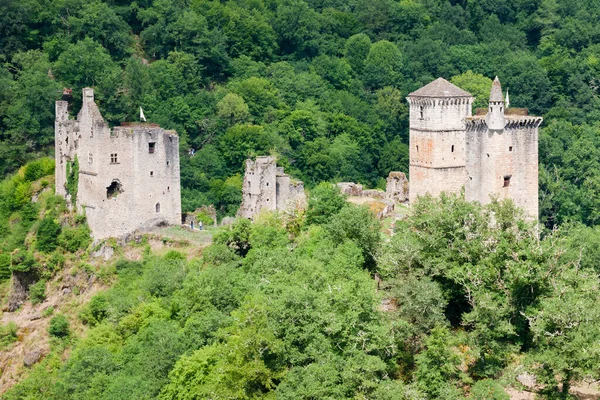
<box><xmin>55</xmin><ymin>88</ymin><xmax>182</xmax><ymax>239</ymax></box>
<box><xmin>407</xmin><ymin>77</ymin><xmax>542</xmax><ymax>218</ymax></box>
<box><xmin>238</xmin><ymin>156</ymin><xmax>306</xmax><ymax>219</ymax></box>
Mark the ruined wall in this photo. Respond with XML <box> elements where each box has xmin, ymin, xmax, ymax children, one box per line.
<box><xmin>386</xmin><ymin>172</ymin><xmax>409</xmax><ymax>203</ymax></box>
<box><xmin>55</xmin><ymin>88</ymin><xmax>181</xmax><ymax>239</ymax></box>
<box><xmin>238</xmin><ymin>156</ymin><xmax>306</xmax><ymax>219</ymax></box>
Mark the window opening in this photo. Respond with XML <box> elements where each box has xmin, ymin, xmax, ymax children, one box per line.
<box><xmin>110</xmin><ymin>153</ymin><xmax>118</xmax><ymax>164</ymax></box>
<box><xmin>88</xmin><ymin>153</ymin><xmax>93</xmax><ymax>164</ymax></box>
<box><xmin>156</xmin><ymin>202</ymin><xmax>161</xmax><ymax>213</ymax></box>
<box><xmin>503</xmin><ymin>175</ymin><xmax>511</xmax><ymax>187</ymax></box>
<box><xmin>167</xmin><ymin>186</ymin><xmax>170</xmax><ymax>191</ymax></box>
<box><xmin>266</xmin><ymin>182</ymin><xmax>269</xmax><ymax>187</ymax></box>
<box><xmin>167</xmin><ymin>161</ymin><xmax>169</xmax><ymax>166</ymax></box>
<box><xmin>509</xmin><ymin>146</ymin><xmax>513</xmax><ymax>152</ymax></box>
<box><xmin>150</xmin><ymin>171</ymin><xmax>154</xmax><ymax>177</ymax></box>
<box><xmin>149</xmin><ymin>142</ymin><xmax>156</xmax><ymax>154</ymax></box>
<box><xmin>451</xmin><ymin>145</ymin><xmax>454</xmax><ymax>152</ymax></box>
<box><xmin>106</xmin><ymin>180</ymin><xmax>123</xmax><ymax>199</ymax></box>
<box><xmin>416</xmin><ymin>145</ymin><xmax>419</xmax><ymax>152</ymax></box>
<box><xmin>419</xmin><ymin>106</ymin><xmax>424</xmax><ymax>120</ymax></box>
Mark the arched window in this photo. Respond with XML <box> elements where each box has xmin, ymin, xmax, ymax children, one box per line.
<box><xmin>156</xmin><ymin>202</ymin><xmax>161</xmax><ymax>213</ymax></box>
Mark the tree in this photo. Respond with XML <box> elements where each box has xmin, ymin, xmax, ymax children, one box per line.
<box><xmin>344</xmin><ymin>33</ymin><xmax>372</xmax><ymax>74</ymax></box>
<box><xmin>450</xmin><ymin>70</ymin><xmax>493</xmax><ymax>110</ymax></box>
<box><xmin>305</xmin><ymin>182</ymin><xmax>347</xmax><ymax>226</ymax></box>
<box><xmin>362</xmin><ymin>41</ymin><xmax>403</xmax><ymax>89</ymax></box>
<box><xmin>217</xmin><ymin>93</ymin><xmax>250</xmax><ymax>126</ymax></box>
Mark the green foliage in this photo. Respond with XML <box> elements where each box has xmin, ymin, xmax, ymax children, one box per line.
<box><xmin>29</xmin><ymin>279</ymin><xmax>46</xmax><ymax>305</ymax></box>
<box><xmin>57</xmin><ymin>225</ymin><xmax>91</xmax><ymax>253</ymax></box>
<box><xmin>470</xmin><ymin>379</ymin><xmax>509</xmax><ymax>400</ymax></box>
<box><xmin>65</xmin><ymin>156</ymin><xmax>79</xmax><ymax>205</ymax></box>
<box><xmin>214</xmin><ymin>218</ymin><xmax>252</xmax><ymax>257</ymax></box>
<box><xmin>0</xmin><ymin>322</ymin><xmax>18</xmax><ymax>350</ymax></box>
<box><xmin>325</xmin><ymin>204</ymin><xmax>381</xmax><ymax>270</ymax></box>
<box><xmin>305</xmin><ymin>183</ymin><xmax>347</xmax><ymax>226</ymax></box>
<box><xmin>79</xmin><ymin>294</ymin><xmax>109</xmax><ymax>326</ymax></box>
<box><xmin>48</xmin><ymin>314</ymin><xmax>70</xmax><ymax>338</ymax></box>
<box><xmin>36</xmin><ymin>217</ymin><xmax>61</xmax><ymax>253</ymax></box>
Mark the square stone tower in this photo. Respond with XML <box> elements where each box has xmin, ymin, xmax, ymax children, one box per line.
<box><xmin>464</xmin><ymin>77</ymin><xmax>543</xmax><ymax>217</ymax></box>
<box><xmin>407</xmin><ymin>78</ymin><xmax>474</xmax><ymax>203</ymax></box>
<box><xmin>237</xmin><ymin>156</ymin><xmax>306</xmax><ymax>219</ymax></box>
<box><xmin>407</xmin><ymin>77</ymin><xmax>542</xmax><ymax>218</ymax></box>
<box><xmin>55</xmin><ymin>88</ymin><xmax>182</xmax><ymax>239</ymax></box>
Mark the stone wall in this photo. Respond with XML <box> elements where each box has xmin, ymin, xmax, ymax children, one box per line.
<box><xmin>238</xmin><ymin>156</ymin><xmax>306</xmax><ymax>219</ymax></box>
<box><xmin>55</xmin><ymin>88</ymin><xmax>182</xmax><ymax>239</ymax></box>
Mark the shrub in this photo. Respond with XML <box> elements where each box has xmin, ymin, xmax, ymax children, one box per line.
<box><xmin>10</xmin><ymin>250</ymin><xmax>36</xmax><ymax>273</ymax></box>
<box><xmin>305</xmin><ymin>182</ymin><xmax>346</xmax><ymax>225</ymax></box>
<box><xmin>79</xmin><ymin>294</ymin><xmax>109</xmax><ymax>326</ymax></box>
<box><xmin>0</xmin><ymin>322</ymin><xmax>18</xmax><ymax>349</ymax></box>
<box><xmin>48</xmin><ymin>314</ymin><xmax>70</xmax><ymax>338</ymax></box>
<box><xmin>29</xmin><ymin>279</ymin><xmax>46</xmax><ymax>305</ymax></box>
<box><xmin>0</xmin><ymin>253</ymin><xmax>11</xmax><ymax>280</ymax></box>
<box><xmin>470</xmin><ymin>379</ymin><xmax>509</xmax><ymax>400</ymax></box>
<box><xmin>37</xmin><ymin>218</ymin><xmax>61</xmax><ymax>252</ymax></box>
<box><xmin>58</xmin><ymin>225</ymin><xmax>91</xmax><ymax>252</ymax></box>
<box><xmin>195</xmin><ymin>211</ymin><xmax>214</xmax><ymax>226</ymax></box>
<box><xmin>42</xmin><ymin>306</ymin><xmax>54</xmax><ymax>317</ymax></box>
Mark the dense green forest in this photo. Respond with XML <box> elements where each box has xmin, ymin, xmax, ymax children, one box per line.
<box><xmin>3</xmin><ymin>0</ymin><xmax>600</xmax><ymax>398</ymax></box>
<box><xmin>4</xmin><ymin>181</ymin><xmax>600</xmax><ymax>399</ymax></box>
<box><xmin>3</xmin><ymin>0</ymin><xmax>600</xmax><ymax>226</ymax></box>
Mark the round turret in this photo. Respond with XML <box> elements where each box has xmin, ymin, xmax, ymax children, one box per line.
<box><xmin>486</xmin><ymin>76</ymin><xmax>505</xmax><ymax>130</ymax></box>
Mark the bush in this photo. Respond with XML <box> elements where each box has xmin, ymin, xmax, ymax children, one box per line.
<box><xmin>305</xmin><ymin>183</ymin><xmax>347</xmax><ymax>225</ymax></box>
<box><xmin>58</xmin><ymin>225</ymin><xmax>91</xmax><ymax>252</ymax></box>
<box><xmin>470</xmin><ymin>379</ymin><xmax>509</xmax><ymax>400</ymax></box>
<box><xmin>79</xmin><ymin>294</ymin><xmax>109</xmax><ymax>326</ymax></box>
<box><xmin>0</xmin><ymin>253</ymin><xmax>11</xmax><ymax>280</ymax></box>
<box><xmin>9</xmin><ymin>250</ymin><xmax>36</xmax><ymax>273</ymax></box>
<box><xmin>0</xmin><ymin>322</ymin><xmax>18</xmax><ymax>349</ymax></box>
<box><xmin>37</xmin><ymin>218</ymin><xmax>61</xmax><ymax>252</ymax></box>
<box><xmin>29</xmin><ymin>279</ymin><xmax>46</xmax><ymax>305</ymax></box>
<box><xmin>48</xmin><ymin>314</ymin><xmax>70</xmax><ymax>338</ymax></box>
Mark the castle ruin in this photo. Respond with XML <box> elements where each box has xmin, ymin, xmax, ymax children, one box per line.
<box><xmin>55</xmin><ymin>88</ymin><xmax>182</xmax><ymax>239</ymax></box>
<box><xmin>238</xmin><ymin>156</ymin><xmax>306</xmax><ymax>219</ymax></box>
<box><xmin>407</xmin><ymin>77</ymin><xmax>542</xmax><ymax>217</ymax></box>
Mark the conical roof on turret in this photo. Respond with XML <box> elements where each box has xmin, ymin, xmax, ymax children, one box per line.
<box><xmin>489</xmin><ymin>76</ymin><xmax>504</xmax><ymax>102</ymax></box>
<box><xmin>408</xmin><ymin>77</ymin><xmax>472</xmax><ymax>98</ymax></box>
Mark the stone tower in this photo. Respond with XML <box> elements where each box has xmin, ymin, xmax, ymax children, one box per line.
<box><xmin>407</xmin><ymin>77</ymin><xmax>543</xmax><ymax>218</ymax></box>
<box><xmin>407</xmin><ymin>78</ymin><xmax>474</xmax><ymax>203</ymax></box>
<box><xmin>55</xmin><ymin>88</ymin><xmax>182</xmax><ymax>239</ymax></box>
<box><xmin>238</xmin><ymin>156</ymin><xmax>306</xmax><ymax>219</ymax></box>
<box><xmin>465</xmin><ymin>78</ymin><xmax>542</xmax><ymax>217</ymax></box>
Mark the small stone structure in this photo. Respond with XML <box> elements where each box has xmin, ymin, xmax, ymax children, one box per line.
<box><xmin>55</xmin><ymin>88</ymin><xmax>182</xmax><ymax>239</ymax></box>
<box><xmin>407</xmin><ymin>77</ymin><xmax>542</xmax><ymax>218</ymax></box>
<box><xmin>386</xmin><ymin>172</ymin><xmax>409</xmax><ymax>203</ymax></box>
<box><xmin>238</xmin><ymin>156</ymin><xmax>306</xmax><ymax>219</ymax></box>
<box><xmin>337</xmin><ymin>182</ymin><xmax>363</xmax><ymax>197</ymax></box>
<box><xmin>336</xmin><ymin>172</ymin><xmax>409</xmax><ymax>220</ymax></box>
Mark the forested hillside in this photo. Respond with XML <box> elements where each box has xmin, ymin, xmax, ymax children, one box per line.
<box><xmin>3</xmin><ymin>0</ymin><xmax>600</xmax><ymax>226</ymax></box>
<box><xmin>4</xmin><ymin>0</ymin><xmax>600</xmax><ymax>398</ymax></box>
